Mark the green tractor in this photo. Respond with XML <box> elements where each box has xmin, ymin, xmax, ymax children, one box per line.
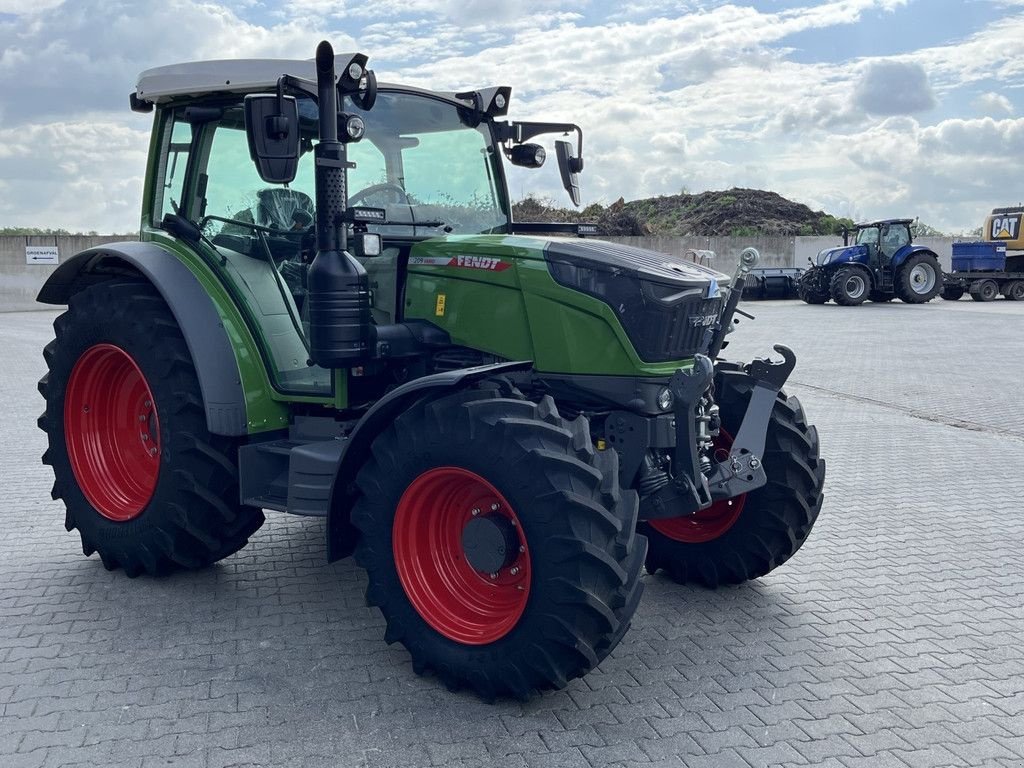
<box><xmin>37</xmin><ymin>42</ymin><xmax>825</xmax><ymax>699</ymax></box>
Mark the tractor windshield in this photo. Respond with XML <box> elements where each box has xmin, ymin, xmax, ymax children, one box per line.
<box><xmin>854</xmin><ymin>227</ymin><xmax>879</xmax><ymax>246</ymax></box>
<box><xmin>343</xmin><ymin>91</ymin><xmax>509</xmax><ymax>235</ymax></box>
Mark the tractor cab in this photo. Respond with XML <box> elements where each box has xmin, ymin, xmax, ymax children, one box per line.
<box><xmin>843</xmin><ymin>220</ymin><xmax>912</xmax><ymax>265</ymax></box>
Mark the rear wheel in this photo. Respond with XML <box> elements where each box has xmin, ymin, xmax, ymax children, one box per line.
<box><xmin>1002</xmin><ymin>280</ymin><xmax>1024</xmax><ymax>301</ymax></box>
<box><xmin>895</xmin><ymin>252</ymin><xmax>942</xmax><ymax>303</ymax></box>
<box><xmin>970</xmin><ymin>279</ymin><xmax>1000</xmax><ymax>302</ymax></box>
<box><xmin>941</xmin><ymin>284</ymin><xmax>965</xmax><ymax>301</ymax></box>
<box><xmin>38</xmin><ymin>279</ymin><xmax>264</xmax><ymax>576</ymax></box>
<box><xmin>829</xmin><ymin>267</ymin><xmax>869</xmax><ymax>306</ymax></box>
<box><xmin>641</xmin><ymin>374</ymin><xmax>825</xmax><ymax>587</ymax></box>
<box><xmin>797</xmin><ymin>269</ymin><xmax>829</xmax><ymax>304</ymax></box>
<box><xmin>352</xmin><ymin>390</ymin><xmax>645</xmax><ymax>700</ymax></box>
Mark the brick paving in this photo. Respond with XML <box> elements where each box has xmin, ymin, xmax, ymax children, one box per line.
<box><xmin>2</xmin><ymin>299</ymin><xmax>1023</xmax><ymax>768</ymax></box>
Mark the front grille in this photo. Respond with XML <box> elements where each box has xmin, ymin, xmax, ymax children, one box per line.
<box><xmin>545</xmin><ymin>239</ymin><xmax>726</xmax><ymax>364</ymax></box>
<box><xmin>621</xmin><ymin>293</ymin><xmax>723</xmax><ymax>362</ymax></box>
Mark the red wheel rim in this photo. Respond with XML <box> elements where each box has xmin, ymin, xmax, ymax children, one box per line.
<box><xmin>392</xmin><ymin>467</ymin><xmax>531</xmax><ymax>645</ymax></box>
<box><xmin>64</xmin><ymin>344</ymin><xmax>160</xmax><ymax>522</ymax></box>
<box><xmin>650</xmin><ymin>429</ymin><xmax>746</xmax><ymax>543</ymax></box>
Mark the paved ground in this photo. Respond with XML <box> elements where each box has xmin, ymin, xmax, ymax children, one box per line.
<box><xmin>2</xmin><ymin>298</ymin><xmax>1024</xmax><ymax>768</ymax></box>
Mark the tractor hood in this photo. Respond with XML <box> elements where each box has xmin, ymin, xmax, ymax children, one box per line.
<box><xmin>544</xmin><ymin>238</ymin><xmax>729</xmax><ymax>290</ymax></box>
<box><xmin>543</xmin><ymin>238</ymin><xmax>728</xmax><ymax>363</ymax></box>
<box><xmin>814</xmin><ymin>244</ymin><xmax>867</xmax><ymax>266</ymax></box>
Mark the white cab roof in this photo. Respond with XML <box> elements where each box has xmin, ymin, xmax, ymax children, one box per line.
<box><xmin>135</xmin><ymin>56</ymin><xmax>354</xmax><ymax>103</ymax></box>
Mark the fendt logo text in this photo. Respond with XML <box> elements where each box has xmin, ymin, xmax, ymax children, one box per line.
<box><xmin>991</xmin><ymin>214</ymin><xmax>1021</xmax><ymax>240</ymax></box>
<box><xmin>689</xmin><ymin>314</ymin><xmax>718</xmax><ymax>328</ymax></box>
<box><xmin>455</xmin><ymin>255</ymin><xmax>507</xmax><ymax>270</ymax></box>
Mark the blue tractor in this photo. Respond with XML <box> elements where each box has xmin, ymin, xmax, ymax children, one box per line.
<box><xmin>797</xmin><ymin>219</ymin><xmax>943</xmax><ymax>305</ymax></box>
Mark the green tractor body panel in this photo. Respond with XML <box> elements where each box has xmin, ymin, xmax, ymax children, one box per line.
<box><xmin>139</xmin><ymin>229</ymin><xmax>290</xmax><ymax>432</ymax></box>
<box><xmin>405</xmin><ymin>235</ymin><xmax>702</xmax><ymax>376</ymax></box>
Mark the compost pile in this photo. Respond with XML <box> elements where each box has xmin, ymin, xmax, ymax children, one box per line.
<box><xmin>513</xmin><ymin>187</ymin><xmax>851</xmax><ymax>237</ymax></box>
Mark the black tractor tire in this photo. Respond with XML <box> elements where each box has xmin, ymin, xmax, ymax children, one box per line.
<box><xmin>969</xmin><ymin>279</ymin><xmax>1000</xmax><ymax>302</ymax></box>
<box><xmin>1002</xmin><ymin>280</ymin><xmax>1024</xmax><ymax>301</ymax></box>
<box><xmin>895</xmin><ymin>252</ymin><xmax>942</xmax><ymax>303</ymax></box>
<box><xmin>868</xmin><ymin>290</ymin><xmax>894</xmax><ymax>303</ymax></box>
<box><xmin>38</xmin><ymin>279</ymin><xmax>265</xmax><ymax>577</ymax></box>
<box><xmin>829</xmin><ymin>266</ymin><xmax>870</xmax><ymax>306</ymax></box>
<box><xmin>351</xmin><ymin>389</ymin><xmax>646</xmax><ymax>700</ymax></box>
<box><xmin>641</xmin><ymin>373</ymin><xmax>825</xmax><ymax>588</ymax></box>
<box><xmin>941</xmin><ymin>284</ymin><xmax>965</xmax><ymax>301</ymax></box>
<box><xmin>797</xmin><ymin>270</ymin><xmax>829</xmax><ymax>304</ymax></box>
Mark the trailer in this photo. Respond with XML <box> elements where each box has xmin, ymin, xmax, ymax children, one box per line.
<box><xmin>942</xmin><ymin>241</ymin><xmax>1024</xmax><ymax>301</ymax></box>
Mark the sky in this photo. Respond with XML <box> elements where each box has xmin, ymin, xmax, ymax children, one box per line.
<box><xmin>1</xmin><ymin>0</ymin><xmax>1023</xmax><ymax>234</ymax></box>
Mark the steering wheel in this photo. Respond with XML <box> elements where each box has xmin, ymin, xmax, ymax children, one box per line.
<box><xmin>349</xmin><ymin>182</ymin><xmax>413</xmax><ymax>208</ymax></box>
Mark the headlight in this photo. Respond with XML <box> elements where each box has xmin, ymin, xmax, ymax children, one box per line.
<box><xmin>657</xmin><ymin>387</ymin><xmax>674</xmax><ymax>411</ymax></box>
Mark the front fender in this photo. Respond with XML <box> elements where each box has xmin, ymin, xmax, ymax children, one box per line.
<box><xmin>326</xmin><ymin>360</ymin><xmax>532</xmax><ymax>561</ymax></box>
<box><xmin>37</xmin><ymin>241</ymin><xmax>249</xmax><ymax>436</ymax></box>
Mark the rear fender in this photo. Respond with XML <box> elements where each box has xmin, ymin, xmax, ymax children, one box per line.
<box><xmin>892</xmin><ymin>245</ymin><xmax>938</xmax><ymax>270</ymax></box>
<box><xmin>37</xmin><ymin>241</ymin><xmax>249</xmax><ymax>436</ymax></box>
<box><xmin>326</xmin><ymin>360</ymin><xmax>532</xmax><ymax>561</ymax></box>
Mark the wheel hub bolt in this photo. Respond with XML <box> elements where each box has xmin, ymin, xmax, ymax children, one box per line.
<box><xmin>471</xmin><ymin>508</ymin><xmax>480</xmax><ymax>516</ymax></box>
<box><xmin>510</xmin><ymin>567</ymin><xmax>519</xmax><ymax>576</ymax></box>
<box><xmin>489</xmin><ymin>572</ymin><xmax>497</xmax><ymax>580</ymax></box>
<box><xmin>490</xmin><ymin>503</ymin><xmax>499</xmax><ymax>511</ymax></box>
<box><xmin>139</xmin><ymin>414</ymin><xmax>146</xmax><ymax>422</ymax></box>
<box><xmin>750</xmin><ymin>458</ymin><xmax>761</xmax><ymax>469</ymax></box>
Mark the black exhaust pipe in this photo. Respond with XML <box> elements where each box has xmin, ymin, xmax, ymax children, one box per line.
<box><xmin>306</xmin><ymin>40</ymin><xmax>372</xmax><ymax>367</ymax></box>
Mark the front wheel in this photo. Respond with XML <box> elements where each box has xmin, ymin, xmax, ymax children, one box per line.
<box><xmin>38</xmin><ymin>279</ymin><xmax>265</xmax><ymax>576</ymax></box>
<box><xmin>641</xmin><ymin>374</ymin><xmax>825</xmax><ymax>587</ymax></box>
<box><xmin>352</xmin><ymin>389</ymin><xmax>645</xmax><ymax>700</ymax></box>
<box><xmin>829</xmin><ymin>266</ymin><xmax>870</xmax><ymax>306</ymax></box>
<box><xmin>896</xmin><ymin>252</ymin><xmax>942</xmax><ymax>303</ymax></box>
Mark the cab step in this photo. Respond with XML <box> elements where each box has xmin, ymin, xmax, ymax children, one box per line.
<box><xmin>238</xmin><ymin>437</ymin><xmax>346</xmax><ymax>516</ymax></box>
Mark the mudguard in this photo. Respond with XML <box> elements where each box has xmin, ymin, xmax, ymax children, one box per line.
<box><xmin>36</xmin><ymin>241</ymin><xmax>248</xmax><ymax>436</ymax></box>
<box><xmin>326</xmin><ymin>360</ymin><xmax>533</xmax><ymax>561</ymax></box>
<box><xmin>891</xmin><ymin>244</ymin><xmax>938</xmax><ymax>270</ymax></box>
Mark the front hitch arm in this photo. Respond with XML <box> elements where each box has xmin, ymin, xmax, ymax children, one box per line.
<box><xmin>706</xmin><ymin>344</ymin><xmax>796</xmax><ymax>500</ymax></box>
<box><xmin>666</xmin><ymin>354</ymin><xmax>715</xmax><ymax>515</ymax></box>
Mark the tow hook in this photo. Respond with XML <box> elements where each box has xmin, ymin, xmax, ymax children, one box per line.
<box><xmin>707</xmin><ymin>344</ymin><xmax>796</xmax><ymax>500</ymax></box>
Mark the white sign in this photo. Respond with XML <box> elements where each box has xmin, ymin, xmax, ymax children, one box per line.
<box><xmin>26</xmin><ymin>246</ymin><xmax>59</xmax><ymax>265</ymax></box>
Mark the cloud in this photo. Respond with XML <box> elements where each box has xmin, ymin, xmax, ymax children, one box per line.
<box><xmin>973</xmin><ymin>91</ymin><xmax>1014</xmax><ymax>115</ymax></box>
<box><xmin>0</xmin><ymin>0</ymin><xmax>62</xmax><ymax>12</ymax></box>
<box><xmin>0</xmin><ymin>120</ymin><xmax>149</xmax><ymax>233</ymax></box>
<box><xmin>853</xmin><ymin>60</ymin><xmax>936</xmax><ymax>116</ymax></box>
<box><xmin>841</xmin><ymin>115</ymin><xmax>1024</xmax><ymax>230</ymax></box>
<box><xmin>0</xmin><ymin>0</ymin><xmax>1020</xmax><ymax>235</ymax></box>
<box><xmin>0</xmin><ymin>0</ymin><xmax>355</xmax><ymax>125</ymax></box>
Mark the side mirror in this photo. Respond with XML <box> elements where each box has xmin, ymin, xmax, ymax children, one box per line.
<box><xmin>244</xmin><ymin>94</ymin><xmax>300</xmax><ymax>184</ymax></box>
<box><xmin>555</xmin><ymin>139</ymin><xmax>583</xmax><ymax>206</ymax></box>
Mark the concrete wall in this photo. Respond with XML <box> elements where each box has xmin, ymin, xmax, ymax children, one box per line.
<box><xmin>2</xmin><ymin>233</ymin><xmax>968</xmax><ymax>311</ymax></box>
<box><xmin>1</xmin><ymin>235</ymin><xmax>137</xmax><ymax>312</ymax></box>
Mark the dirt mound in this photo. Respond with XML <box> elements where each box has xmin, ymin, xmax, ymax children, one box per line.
<box><xmin>513</xmin><ymin>188</ymin><xmax>852</xmax><ymax>237</ymax></box>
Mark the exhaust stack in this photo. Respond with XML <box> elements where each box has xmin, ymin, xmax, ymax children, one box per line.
<box><xmin>306</xmin><ymin>40</ymin><xmax>372</xmax><ymax>367</ymax></box>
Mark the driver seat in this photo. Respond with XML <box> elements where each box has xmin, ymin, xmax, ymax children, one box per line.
<box><xmin>255</xmin><ymin>188</ymin><xmax>315</xmax><ymax>231</ymax></box>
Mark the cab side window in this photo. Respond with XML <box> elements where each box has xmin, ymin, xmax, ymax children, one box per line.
<box><xmin>155</xmin><ymin>116</ymin><xmax>192</xmax><ymax>222</ymax></box>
